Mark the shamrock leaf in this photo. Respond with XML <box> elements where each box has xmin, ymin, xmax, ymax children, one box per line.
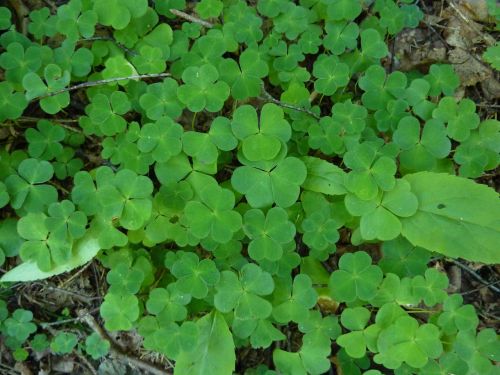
<box><xmin>453</xmin><ymin>328</ymin><xmax>500</xmax><ymax>374</ymax></box>
<box><xmin>232</xmin><ymin>157</ymin><xmax>307</xmax><ymax>208</ymax></box>
<box><xmin>483</xmin><ymin>43</ymin><xmax>500</xmax><ymax>70</ymax></box>
<box><xmin>132</xmin><ymin>45</ymin><xmax>165</xmax><ymax>74</ymax></box>
<box><xmin>107</xmin><ymin>262</ymin><xmax>145</xmax><ymax>295</ymax></box>
<box><xmin>85</xmin><ymin>333</ymin><xmax>110</xmax><ymax>359</ymax></box>
<box><xmin>3</xmin><ymin>309</ymin><xmax>37</xmax><ymax>344</ymax></box>
<box><xmin>329</xmin><ymin>251</ymin><xmax>383</xmax><ymax>302</ymax></box>
<box><xmin>45</xmin><ymin>199</ymin><xmax>87</xmax><ymax>241</ymax></box>
<box><xmin>137</xmin><ymin>117</ymin><xmax>183</xmax><ymax>163</ymax></box>
<box><xmin>177</xmin><ymin>64</ymin><xmax>230</xmax><ymax>112</ymax></box>
<box><xmin>324</xmin><ymin>21</ymin><xmax>359</xmax><ymax>55</ymax></box>
<box><xmin>5</xmin><ymin>158</ymin><xmax>58</xmax><ymax>213</ymax></box>
<box><xmin>424</xmin><ymin>64</ymin><xmax>460</xmax><ymax>96</ymax></box>
<box><xmin>219</xmin><ymin>48</ymin><xmax>268</xmax><ymax>100</ymax></box>
<box><xmin>411</xmin><ymin>268</ymin><xmax>448</xmax><ymax>306</ymax></box>
<box><xmin>432</xmin><ymin>97</ymin><xmax>480</xmax><ymax>141</ymax></box>
<box><xmin>215</xmin><ymin>263</ymin><xmax>274</xmax><ymax>331</ymax></box>
<box><xmin>344</xmin><ymin>143</ymin><xmax>397</xmax><ymax>200</ymax></box>
<box><xmin>232</xmin><ymin>104</ymin><xmax>291</xmax><ymax>162</ymax></box>
<box><xmin>51</xmin><ymin>332</ymin><xmax>78</xmax><ymax>354</ymax></box>
<box><xmin>0</xmin><ymin>82</ymin><xmax>27</xmax><ymax>121</ymax></box>
<box><xmin>25</xmin><ymin>120</ymin><xmax>65</xmax><ymax>160</ymax></box>
<box><xmin>361</xmin><ymin>29</ymin><xmax>389</xmax><ymax>59</ymax></box>
<box><xmin>184</xmin><ymin>184</ymin><xmax>242</xmax><ymax>243</ymax></box>
<box><xmin>312</xmin><ymin>55</ymin><xmax>350</xmax><ymax>95</ymax></box>
<box><xmin>375</xmin><ymin>316</ymin><xmax>443</xmax><ymax>369</ymax></box>
<box><xmin>437</xmin><ymin>294</ymin><xmax>479</xmax><ymax>334</ymax></box>
<box><xmin>301</xmin><ymin>210</ymin><xmax>339</xmax><ymax>258</ymax></box>
<box><xmin>100</xmin><ymin>293</ymin><xmax>140</xmax><ymax>331</ymax></box>
<box><xmin>379</xmin><ymin>237</ymin><xmax>431</xmax><ymax>277</ymax></box>
<box><xmin>146</xmin><ymin>287</ymin><xmax>188</xmax><ymax>322</ymax></box>
<box><xmin>0</xmin><ymin>42</ymin><xmax>42</xmax><ymax>85</ymax></box>
<box><xmin>170</xmin><ymin>252</ymin><xmax>220</xmax><ymax>299</ymax></box>
<box><xmin>273</xmin><ymin>274</ymin><xmax>318</xmax><ymax>324</ymax></box>
<box><xmin>139</xmin><ymin>78</ymin><xmax>184</xmax><ymax>120</ymax></box>
<box><xmin>96</xmin><ymin>169</ymin><xmax>153</xmax><ymax>230</ymax></box>
<box><xmin>359</xmin><ymin>65</ymin><xmax>407</xmax><ymax>110</ymax></box>
<box><xmin>23</xmin><ymin>64</ymin><xmax>70</xmax><ymax>114</ymax></box>
<box><xmin>86</xmin><ymin>91</ymin><xmax>131</xmax><ymax>136</ymax></box>
<box><xmin>243</xmin><ymin>207</ymin><xmax>296</xmax><ymax>261</ymax></box>
<box><xmin>337</xmin><ymin>307</ymin><xmax>372</xmax><ymax>358</ymax></box>
<box><xmin>327</xmin><ymin>0</ymin><xmax>362</xmax><ymax>21</ymax></box>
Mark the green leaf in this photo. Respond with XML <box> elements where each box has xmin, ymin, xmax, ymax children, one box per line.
<box><xmin>100</xmin><ymin>293</ymin><xmax>140</xmax><ymax>331</ymax></box>
<box><xmin>175</xmin><ymin>312</ymin><xmax>235</xmax><ymax>375</ymax></box>
<box><xmin>411</xmin><ymin>268</ymin><xmax>448</xmax><ymax>306</ymax></box>
<box><xmin>273</xmin><ymin>274</ymin><xmax>318</xmax><ymax>324</ymax></box>
<box><xmin>329</xmin><ymin>251</ymin><xmax>383</xmax><ymax>302</ymax></box>
<box><xmin>139</xmin><ymin>78</ymin><xmax>184</xmax><ymax>120</ymax></box>
<box><xmin>483</xmin><ymin>43</ymin><xmax>500</xmax><ymax>70</ymax></box>
<box><xmin>0</xmin><ymin>82</ymin><xmax>27</xmax><ymax>121</ymax></box>
<box><xmin>401</xmin><ymin>172</ymin><xmax>500</xmax><ymax>263</ymax></box>
<box><xmin>171</xmin><ymin>252</ymin><xmax>220</xmax><ymax>299</ymax></box>
<box><xmin>313</xmin><ymin>55</ymin><xmax>350</xmax><ymax>95</ymax></box>
<box><xmin>51</xmin><ymin>332</ymin><xmax>78</xmax><ymax>354</ymax></box>
<box><xmin>361</xmin><ymin>29</ymin><xmax>388</xmax><ymax>59</ymax></box>
<box><xmin>85</xmin><ymin>333</ymin><xmax>110</xmax><ymax>359</ymax></box>
<box><xmin>0</xmin><ymin>6</ymin><xmax>11</xmax><ymax>29</ymax></box>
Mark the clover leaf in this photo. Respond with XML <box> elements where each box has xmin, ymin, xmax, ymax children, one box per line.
<box><xmin>312</xmin><ymin>55</ymin><xmax>350</xmax><ymax>95</ymax></box>
<box><xmin>243</xmin><ymin>207</ymin><xmax>296</xmax><ymax>262</ymax></box>
<box><xmin>411</xmin><ymin>268</ymin><xmax>448</xmax><ymax>306</ymax></box>
<box><xmin>3</xmin><ymin>308</ymin><xmax>37</xmax><ymax>340</ymax></box>
<box><xmin>453</xmin><ymin>329</ymin><xmax>500</xmax><ymax>374</ymax></box>
<box><xmin>219</xmin><ymin>48</ymin><xmax>268</xmax><ymax>100</ymax></box>
<box><xmin>301</xmin><ymin>211</ymin><xmax>339</xmax><ymax>259</ymax></box>
<box><xmin>0</xmin><ymin>42</ymin><xmax>41</xmax><ymax>86</ymax></box>
<box><xmin>359</xmin><ymin>65</ymin><xmax>407</xmax><ymax>110</ymax></box>
<box><xmin>184</xmin><ymin>184</ymin><xmax>241</xmax><ymax>243</ymax></box>
<box><xmin>5</xmin><ymin>158</ymin><xmax>58</xmax><ymax>213</ymax></box>
<box><xmin>137</xmin><ymin>117</ymin><xmax>183</xmax><ymax>163</ymax></box>
<box><xmin>23</xmin><ymin>64</ymin><xmax>70</xmax><ymax>114</ymax></box>
<box><xmin>146</xmin><ymin>287</ymin><xmax>188</xmax><ymax>322</ymax></box>
<box><xmin>0</xmin><ymin>81</ymin><xmax>27</xmax><ymax>121</ymax></box>
<box><xmin>215</xmin><ymin>263</ymin><xmax>274</xmax><ymax>329</ymax></box>
<box><xmin>0</xmin><ymin>6</ymin><xmax>11</xmax><ymax>29</ymax></box>
<box><xmin>361</xmin><ymin>29</ymin><xmax>389</xmax><ymax>59</ymax></box>
<box><xmin>437</xmin><ymin>294</ymin><xmax>479</xmax><ymax>334</ymax></box>
<box><xmin>344</xmin><ymin>143</ymin><xmax>397</xmax><ymax>200</ymax></box>
<box><xmin>232</xmin><ymin>103</ymin><xmax>291</xmax><ymax>162</ymax></box>
<box><xmin>51</xmin><ymin>332</ymin><xmax>78</xmax><ymax>354</ymax></box>
<box><xmin>86</xmin><ymin>91</ymin><xmax>131</xmax><ymax>136</ymax></box>
<box><xmin>132</xmin><ymin>46</ymin><xmax>165</xmax><ymax>74</ymax></box>
<box><xmin>425</xmin><ymin>64</ymin><xmax>460</xmax><ymax>96</ymax></box>
<box><xmin>177</xmin><ymin>64</ymin><xmax>230</xmax><ymax>112</ymax></box>
<box><xmin>324</xmin><ymin>21</ymin><xmax>359</xmax><ymax>55</ymax></box>
<box><xmin>85</xmin><ymin>333</ymin><xmax>110</xmax><ymax>359</ymax></box>
<box><xmin>273</xmin><ymin>274</ymin><xmax>318</xmax><ymax>324</ymax></box>
<box><xmin>100</xmin><ymin>293</ymin><xmax>140</xmax><ymax>331</ymax></box>
<box><xmin>170</xmin><ymin>252</ymin><xmax>220</xmax><ymax>299</ymax></box>
<box><xmin>327</xmin><ymin>0</ymin><xmax>362</xmax><ymax>21</ymax></box>
<box><xmin>336</xmin><ymin>307</ymin><xmax>372</xmax><ymax>358</ymax></box>
<box><xmin>379</xmin><ymin>237</ymin><xmax>431</xmax><ymax>277</ymax></box>
<box><xmin>375</xmin><ymin>316</ymin><xmax>443</xmax><ymax>369</ymax></box>
<box><xmin>107</xmin><ymin>262</ymin><xmax>145</xmax><ymax>295</ymax></box>
<box><xmin>96</xmin><ymin>169</ymin><xmax>153</xmax><ymax>230</ymax></box>
<box><xmin>329</xmin><ymin>251</ymin><xmax>383</xmax><ymax>302</ymax></box>
<box><xmin>483</xmin><ymin>43</ymin><xmax>500</xmax><ymax>70</ymax></box>
<box><xmin>232</xmin><ymin>157</ymin><xmax>307</xmax><ymax>208</ymax></box>
<box><xmin>139</xmin><ymin>78</ymin><xmax>184</xmax><ymax>120</ymax></box>
<box><xmin>46</xmin><ymin>199</ymin><xmax>87</xmax><ymax>241</ymax></box>
<box><xmin>432</xmin><ymin>97</ymin><xmax>480</xmax><ymax>141</ymax></box>
<box><xmin>25</xmin><ymin>120</ymin><xmax>65</xmax><ymax>160</ymax></box>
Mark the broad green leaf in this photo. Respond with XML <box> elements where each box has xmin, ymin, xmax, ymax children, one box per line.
<box><xmin>401</xmin><ymin>172</ymin><xmax>500</xmax><ymax>263</ymax></box>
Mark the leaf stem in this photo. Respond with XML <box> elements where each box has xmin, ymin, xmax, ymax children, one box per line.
<box><xmin>169</xmin><ymin>9</ymin><xmax>214</xmax><ymax>28</ymax></box>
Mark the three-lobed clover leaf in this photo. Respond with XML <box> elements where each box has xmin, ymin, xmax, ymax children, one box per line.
<box><xmin>301</xmin><ymin>211</ymin><xmax>340</xmax><ymax>258</ymax></box>
<box><xmin>5</xmin><ymin>158</ymin><xmax>58</xmax><ymax>213</ymax></box>
<box><xmin>323</xmin><ymin>21</ymin><xmax>359</xmax><ymax>55</ymax></box>
<box><xmin>85</xmin><ymin>333</ymin><xmax>110</xmax><ymax>359</ymax></box>
<box><xmin>177</xmin><ymin>64</ymin><xmax>230</xmax><ymax>112</ymax></box>
<box><xmin>273</xmin><ymin>274</ymin><xmax>318</xmax><ymax>324</ymax></box>
<box><xmin>243</xmin><ymin>207</ymin><xmax>296</xmax><ymax>262</ymax></box>
<box><xmin>432</xmin><ymin>97</ymin><xmax>480</xmax><ymax>141</ymax></box>
<box><xmin>50</xmin><ymin>332</ymin><xmax>78</xmax><ymax>354</ymax></box>
<box><xmin>139</xmin><ymin>78</ymin><xmax>184</xmax><ymax>120</ymax></box>
<box><xmin>329</xmin><ymin>251</ymin><xmax>383</xmax><ymax>302</ymax></box>
<box><xmin>45</xmin><ymin>199</ymin><xmax>87</xmax><ymax>241</ymax></box>
<box><xmin>25</xmin><ymin>120</ymin><xmax>65</xmax><ymax>160</ymax></box>
<box><xmin>219</xmin><ymin>48</ymin><xmax>269</xmax><ymax>100</ymax></box>
<box><xmin>336</xmin><ymin>307</ymin><xmax>372</xmax><ymax>358</ymax></box>
<box><xmin>424</xmin><ymin>64</ymin><xmax>460</xmax><ymax>96</ymax></box>
<box><xmin>100</xmin><ymin>293</ymin><xmax>140</xmax><ymax>331</ymax></box>
<box><xmin>232</xmin><ymin>103</ymin><xmax>291</xmax><ymax>162</ymax></box>
<box><xmin>215</xmin><ymin>263</ymin><xmax>274</xmax><ymax>329</ymax></box>
<box><xmin>359</xmin><ymin>65</ymin><xmax>407</xmax><ymax>110</ymax></box>
<box><xmin>132</xmin><ymin>45</ymin><xmax>165</xmax><ymax>74</ymax></box>
<box><xmin>106</xmin><ymin>262</ymin><xmax>145</xmax><ymax>295</ymax></box>
<box><xmin>344</xmin><ymin>142</ymin><xmax>397</xmax><ymax>200</ymax></box>
<box><xmin>375</xmin><ymin>316</ymin><xmax>443</xmax><ymax>369</ymax></box>
<box><xmin>437</xmin><ymin>294</ymin><xmax>479</xmax><ymax>334</ymax></box>
<box><xmin>312</xmin><ymin>55</ymin><xmax>350</xmax><ymax>95</ymax></box>
<box><xmin>146</xmin><ymin>287</ymin><xmax>189</xmax><ymax>322</ymax></box>
<box><xmin>184</xmin><ymin>184</ymin><xmax>242</xmax><ymax>243</ymax></box>
<box><xmin>0</xmin><ymin>81</ymin><xmax>27</xmax><ymax>121</ymax></box>
<box><xmin>360</xmin><ymin>29</ymin><xmax>389</xmax><ymax>59</ymax></box>
<box><xmin>3</xmin><ymin>309</ymin><xmax>37</xmax><ymax>344</ymax></box>
<box><xmin>411</xmin><ymin>268</ymin><xmax>449</xmax><ymax>306</ymax></box>
<box><xmin>137</xmin><ymin>117</ymin><xmax>183</xmax><ymax>163</ymax></box>
<box><xmin>86</xmin><ymin>91</ymin><xmax>131</xmax><ymax>136</ymax></box>
<box><xmin>170</xmin><ymin>252</ymin><xmax>220</xmax><ymax>299</ymax></box>
<box><xmin>232</xmin><ymin>157</ymin><xmax>307</xmax><ymax>208</ymax></box>
<box><xmin>0</xmin><ymin>42</ymin><xmax>42</xmax><ymax>86</ymax></box>
<box><xmin>96</xmin><ymin>169</ymin><xmax>153</xmax><ymax>230</ymax></box>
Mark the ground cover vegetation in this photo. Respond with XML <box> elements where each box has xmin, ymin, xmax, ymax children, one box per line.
<box><xmin>0</xmin><ymin>0</ymin><xmax>499</xmax><ymax>374</ymax></box>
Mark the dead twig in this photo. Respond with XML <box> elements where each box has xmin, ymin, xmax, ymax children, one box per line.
<box><xmin>78</xmin><ymin>310</ymin><xmax>171</xmax><ymax>375</ymax></box>
<box><xmin>169</xmin><ymin>9</ymin><xmax>214</xmax><ymax>28</ymax></box>
<box><xmin>260</xmin><ymin>84</ymin><xmax>320</xmax><ymax>119</ymax></box>
<box><xmin>447</xmin><ymin>258</ymin><xmax>500</xmax><ymax>294</ymax></box>
<box><xmin>34</xmin><ymin>73</ymin><xmax>171</xmax><ymax>101</ymax></box>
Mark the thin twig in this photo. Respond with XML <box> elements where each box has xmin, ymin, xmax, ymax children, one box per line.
<box><xmin>80</xmin><ymin>36</ymin><xmax>138</xmax><ymax>56</ymax></box>
<box><xmin>74</xmin><ymin>350</ymin><xmax>99</xmax><ymax>375</ymax></box>
<box><xmin>78</xmin><ymin>310</ymin><xmax>170</xmax><ymax>375</ymax></box>
<box><xmin>461</xmin><ymin>280</ymin><xmax>500</xmax><ymax>295</ymax></box>
<box><xmin>34</xmin><ymin>73</ymin><xmax>171</xmax><ymax>101</ymax></box>
<box><xmin>447</xmin><ymin>258</ymin><xmax>500</xmax><ymax>294</ymax></box>
<box><xmin>169</xmin><ymin>9</ymin><xmax>214</xmax><ymax>28</ymax></box>
<box><xmin>260</xmin><ymin>84</ymin><xmax>320</xmax><ymax>119</ymax></box>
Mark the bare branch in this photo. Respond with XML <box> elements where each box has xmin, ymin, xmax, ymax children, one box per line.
<box><xmin>169</xmin><ymin>9</ymin><xmax>214</xmax><ymax>28</ymax></box>
<box><xmin>260</xmin><ymin>84</ymin><xmax>321</xmax><ymax>119</ymax></box>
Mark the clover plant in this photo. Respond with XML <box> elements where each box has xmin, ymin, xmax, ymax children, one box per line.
<box><xmin>0</xmin><ymin>0</ymin><xmax>499</xmax><ymax>374</ymax></box>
